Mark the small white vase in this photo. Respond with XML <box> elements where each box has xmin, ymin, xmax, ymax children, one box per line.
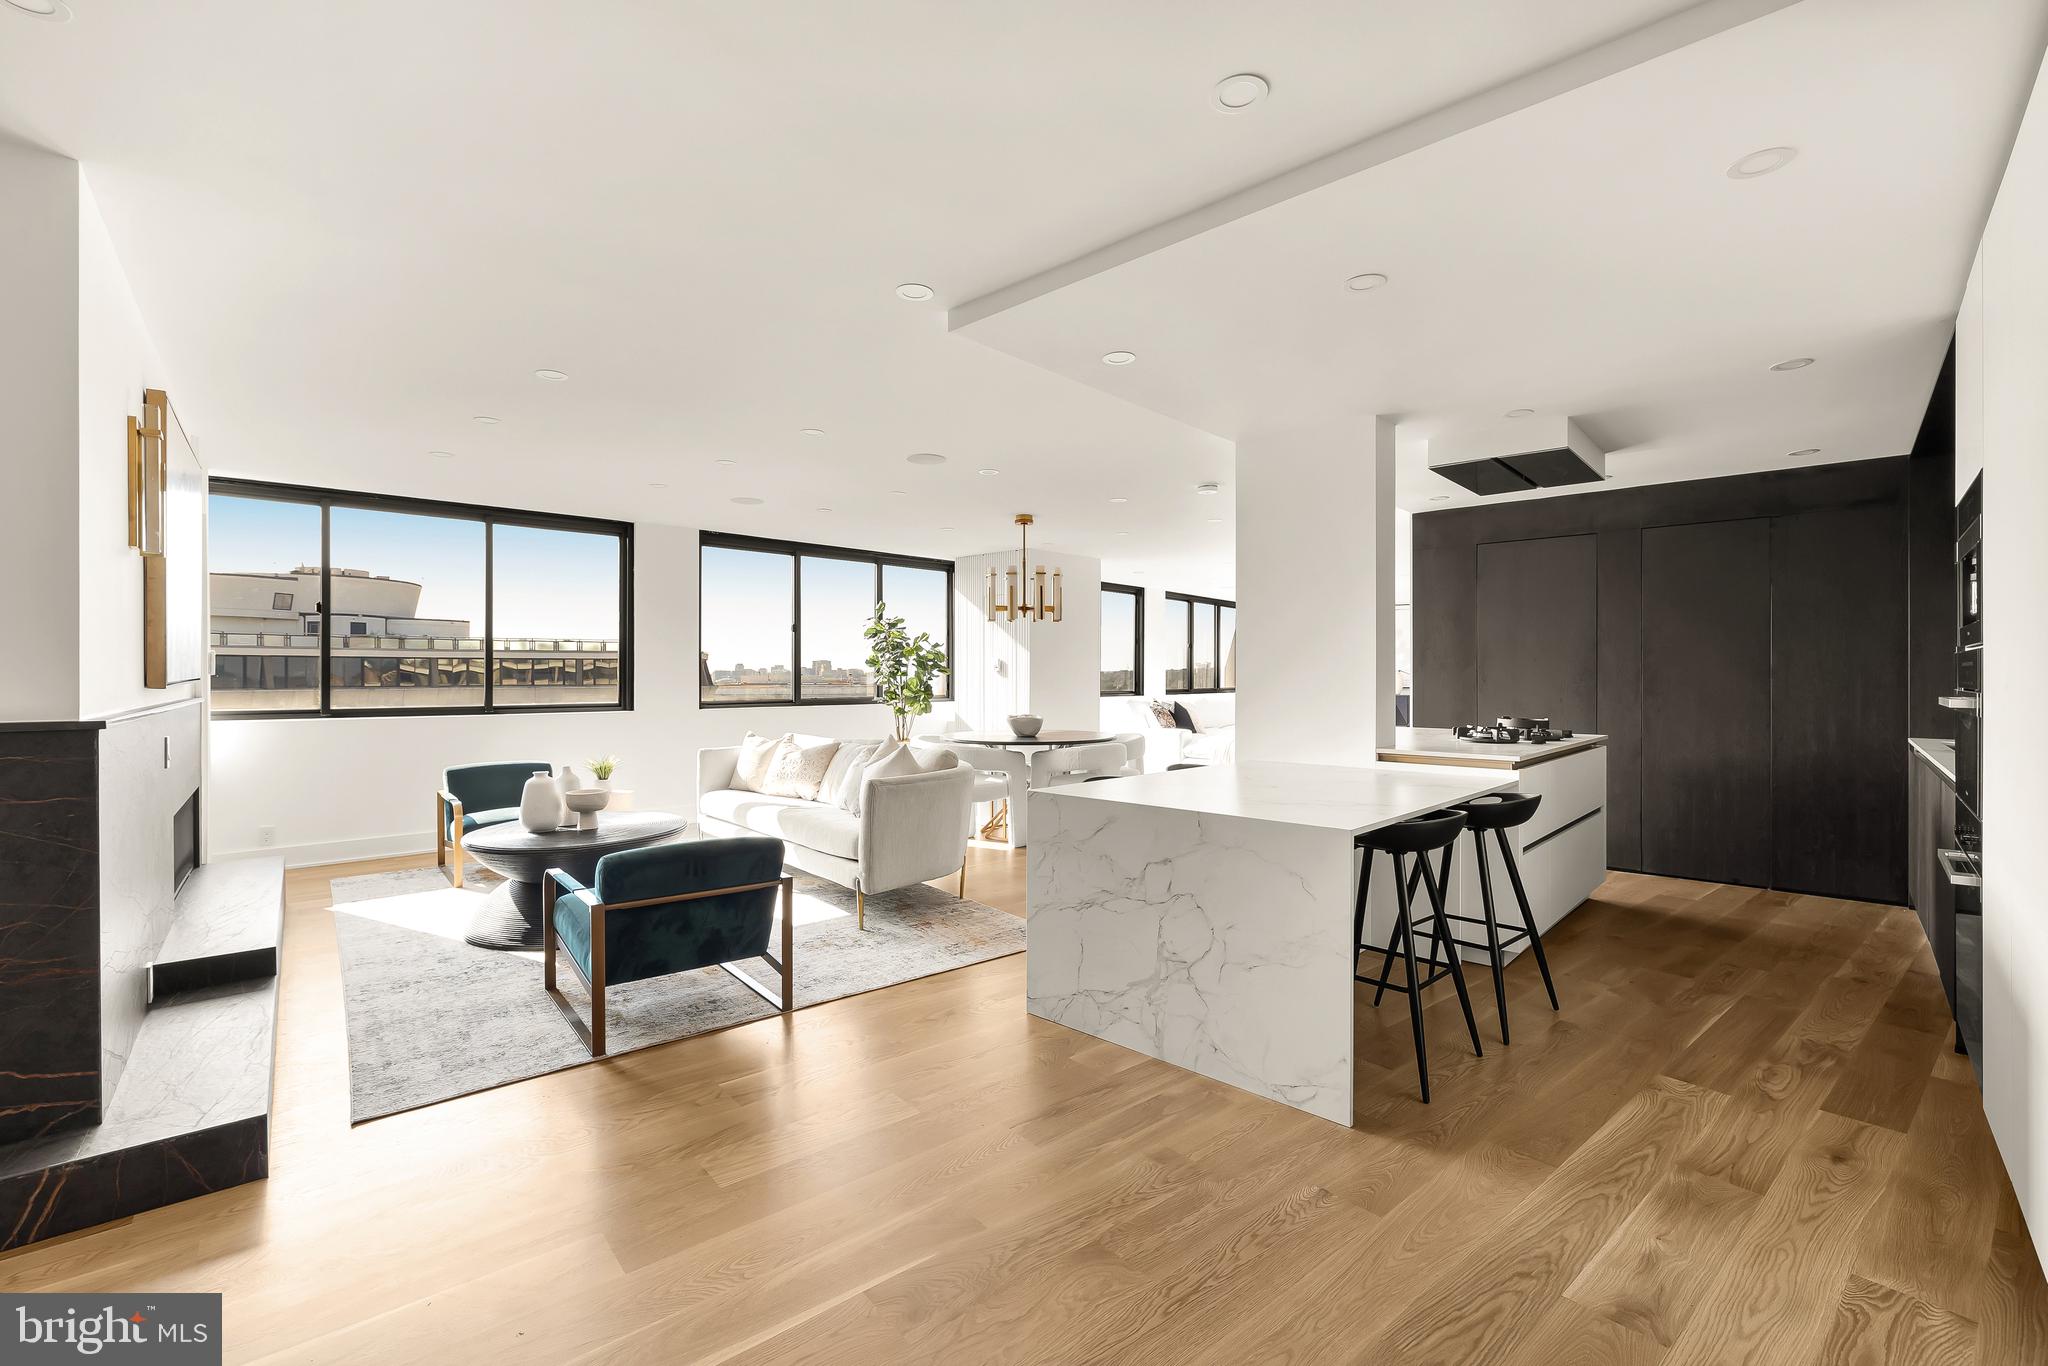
<box><xmin>519</xmin><ymin>771</ymin><xmax>563</xmax><ymax>833</ymax></box>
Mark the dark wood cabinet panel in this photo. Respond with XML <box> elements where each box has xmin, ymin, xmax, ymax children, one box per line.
<box><xmin>1771</xmin><ymin>502</ymin><xmax>1908</xmax><ymax>902</ymax></box>
<box><xmin>1640</xmin><ymin>519</ymin><xmax>1773</xmax><ymax>886</ymax></box>
<box><xmin>1413</xmin><ymin>455</ymin><xmax>1926</xmax><ymax>902</ymax></box>
<box><xmin>1475</xmin><ymin>535</ymin><xmax>1598</xmax><ymax>732</ymax></box>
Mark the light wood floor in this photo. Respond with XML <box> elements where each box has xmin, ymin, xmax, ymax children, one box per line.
<box><xmin>2</xmin><ymin>848</ymin><xmax>2044</xmax><ymax>1364</ymax></box>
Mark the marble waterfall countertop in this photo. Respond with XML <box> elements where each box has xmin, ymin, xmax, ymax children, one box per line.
<box><xmin>1377</xmin><ymin>725</ymin><xmax>1608</xmax><ymax>769</ymax></box>
<box><xmin>1026</xmin><ymin>760</ymin><xmax>1520</xmax><ymax>1126</ymax></box>
<box><xmin>1035</xmin><ymin>759</ymin><xmax>1518</xmax><ymax>834</ymax></box>
<box><xmin>1909</xmin><ymin>736</ymin><xmax>1957</xmax><ymax>786</ymax></box>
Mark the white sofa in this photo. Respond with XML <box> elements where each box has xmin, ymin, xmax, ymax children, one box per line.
<box><xmin>696</xmin><ymin>740</ymin><xmax>974</xmax><ymax>928</ymax></box>
<box><xmin>1104</xmin><ymin>695</ymin><xmax>1237</xmax><ymax>768</ymax></box>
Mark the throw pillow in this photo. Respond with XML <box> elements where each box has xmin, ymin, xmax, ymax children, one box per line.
<box><xmin>1171</xmin><ymin>702</ymin><xmax>1198</xmax><ymax>732</ymax></box>
<box><xmin>836</xmin><ymin>739</ymin><xmax>897</xmax><ymax>814</ymax></box>
<box><xmin>857</xmin><ymin>742</ymin><xmax>924</xmax><ymax>814</ymax></box>
<box><xmin>820</xmin><ymin>740</ymin><xmax>870</xmax><ymax>804</ymax></box>
<box><xmin>761</xmin><ymin>736</ymin><xmax>840</xmax><ymax>801</ymax></box>
<box><xmin>731</xmin><ymin>732</ymin><xmax>784</xmax><ymax>792</ymax></box>
<box><xmin>1146</xmin><ymin>699</ymin><xmax>1178</xmax><ymax>728</ymax></box>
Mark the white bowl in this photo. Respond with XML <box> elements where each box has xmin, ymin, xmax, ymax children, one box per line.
<box><xmin>1007</xmin><ymin>714</ymin><xmax>1044</xmax><ymax>737</ymax></box>
<box><xmin>563</xmin><ymin>789</ymin><xmax>612</xmax><ymax>814</ymax></box>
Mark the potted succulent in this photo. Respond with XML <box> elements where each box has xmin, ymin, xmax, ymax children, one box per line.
<box><xmin>864</xmin><ymin>602</ymin><xmax>948</xmax><ymax>742</ymax></box>
<box><xmin>587</xmin><ymin>754</ymin><xmax>619</xmax><ymax>790</ymax></box>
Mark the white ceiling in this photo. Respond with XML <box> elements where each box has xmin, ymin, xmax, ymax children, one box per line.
<box><xmin>2</xmin><ymin>2</ymin><xmax>2041</xmax><ymax>595</ymax></box>
<box><xmin>956</xmin><ymin>0</ymin><xmax>2048</xmax><ymax>511</ymax></box>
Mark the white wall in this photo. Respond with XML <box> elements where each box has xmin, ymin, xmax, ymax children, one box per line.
<box><xmin>0</xmin><ymin>139</ymin><xmax>82</xmax><ymax>722</ymax></box>
<box><xmin>952</xmin><ymin>548</ymin><xmax>1101</xmax><ymax>732</ymax></box>
<box><xmin>1235</xmin><ymin>418</ymin><xmax>1396</xmax><ymax>765</ymax></box>
<box><xmin>78</xmin><ymin>172</ymin><xmax>198</xmax><ymax>721</ymax></box>
<box><xmin>207</xmin><ymin>523</ymin><xmax>926</xmax><ymax>865</ymax></box>
<box><xmin>1956</xmin><ymin>248</ymin><xmax>1986</xmax><ymax>501</ymax></box>
<box><xmin>1968</xmin><ymin>50</ymin><xmax>2048</xmax><ymax>1245</ymax></box>
<box><xmin>0</xmin><ymin>149</ymin><xmax>193</xmax><ymax>726</ymax></box>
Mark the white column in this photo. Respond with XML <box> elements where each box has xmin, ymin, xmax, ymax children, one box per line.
<box><xmin>1235</xmin><ymin>417</ymin><xmax>1396</xmax><ymax>765</ymax></box>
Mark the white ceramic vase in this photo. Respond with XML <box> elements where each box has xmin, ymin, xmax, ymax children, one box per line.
<box><xmin>519</xmin><ymin>771</ymin><xmax>563</xmax><ymax>833</ymax></box>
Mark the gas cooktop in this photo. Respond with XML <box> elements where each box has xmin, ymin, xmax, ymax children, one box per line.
<box><xmin>1453</xmin><ymin>718</ymin><xmax>1576</xmax><ymax>745</ymax></box>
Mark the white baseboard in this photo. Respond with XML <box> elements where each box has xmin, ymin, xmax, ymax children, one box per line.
<box><xmin>210</xmin><ymin>830</ymin><xmax>435</xmax><ymax>871</ymax></box>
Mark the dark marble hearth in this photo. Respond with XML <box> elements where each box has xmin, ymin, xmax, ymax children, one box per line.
<box><xmin>0</xmin><ymin>975</ymin><xmax>278</xmax><ymax>1250</ymax></box>
<box><xmin>0</xmin><ymin>729</ymin><xmax>101</xmax><ymax>1146</ymax></box>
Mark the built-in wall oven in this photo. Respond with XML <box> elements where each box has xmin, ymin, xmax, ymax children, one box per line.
<box><xmin>1941</xmin><ymin>473</ymin><xmax>1984</xmax><ymax>1072</ymax></box>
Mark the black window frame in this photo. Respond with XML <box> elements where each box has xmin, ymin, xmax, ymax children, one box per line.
<box><xmin>208</xmin><ymin>477</ymin><xmax>634</xmax><ymax>720</ymax></box>
<box><xmin>699</xmin><ymin>531</ymin><xmax>953</xmax><ymax>708</ymax></box>
<box><xmin>1164</xmin><ymin>591</ymin><xmax>1236</xmax><ymax>696</ymax></box>
<box><xmin>1099</xmin><ymin>581</ymin><xmax>1145</xmax><ymax>697</ymax></box>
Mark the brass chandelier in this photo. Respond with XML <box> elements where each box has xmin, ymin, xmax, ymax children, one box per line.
<box><xmin>985</xmin><ymin>513</ymin><xmax>1063</xmax><ymax>623</ymax></box>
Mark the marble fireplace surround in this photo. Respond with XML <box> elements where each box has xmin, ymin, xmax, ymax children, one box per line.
<box><xmin>1026</xmin><ymin>762</ymin><xmax>1514</xmax><ymax>1126</ymax></box>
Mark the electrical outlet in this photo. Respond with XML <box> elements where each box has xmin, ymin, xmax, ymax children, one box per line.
<box><xmin>257</xmin><ymin>826</ymin><xmax>277</xmax><ymax>847</ymax></box>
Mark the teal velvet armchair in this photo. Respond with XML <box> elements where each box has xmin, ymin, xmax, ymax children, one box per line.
<box><xmin>542</xmin><ymin>836</ymin><xmax>793</xmax><ymax>1056</ymax></box>
<box><xmin>437</xmin><ymin>761</ymin><xmax>552</xmax><ymax>888</ymax></box>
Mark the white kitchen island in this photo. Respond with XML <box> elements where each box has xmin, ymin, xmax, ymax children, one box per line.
<box><xmin>1377</xmin><ymin>728</ymin><xmax>1610</xmax><ymax>957</ymax></box>
<box><xmin>1026</xmin><ymin>761</ymin><xmax>1517</xmax><ymax>1127</ymax></box>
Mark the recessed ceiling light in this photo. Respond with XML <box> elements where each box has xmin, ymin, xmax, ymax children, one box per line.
<box><xmin>1345</xmin><ymin>273</ymin><xmax>1389</xmax><ymax>292</ymax></box>
<box><xmin>649</xmin><ymin>482</ymin><xmax>669</xmax><ymax>489</ymax></box>
<box><xmin>4</xmin><ymin>0</ymin><xmax>71</xmax><ymax>20</ymax></box>
<box><xmin>715</xmin><ymin>458</ymin><xmax>736</xmax><ymax>466</ymax></box>
<box><xmin>1788</xmin><ymin>447</ymin><xmax>1821</xmax><ymax>459</ymax></box>
<box><xmin>895</xmin><ymin>283</ymin><xmax>935</xmax><ymax>301</ymax></box>
<box><xmin>472</xmin><ymin>415</ymin><xmax>500</xmax><ymax>425</ymax></box>
<box><xmin>1213</xmin><ymin>73</ymin><xmax>1270</xmax><ymax>112</ymax></box>
<box><xmin>1194</xmin><ymin>482</ymin><xmax>1221</xmax><ymax>495</ymax></box>
<box><xmin>939</xmin><ymin>526</ymin><xmax>954</xmax><ymax>532</ymax></box>
<box><xmin>427</xmin><ymin>450</ymin><xmax>455</xmax><ymax>459</ymax></box>
<box><xmin>1102</xmin><ymin>351</ymin><xmax>1137</xmax><ymax>366</ymax></box>
<box><xmin>905</xmin><ymin>452</ymin><xmax>946</xmax><ymax>466</ymax></box>
<box><xmin>1728</xmin><ymin>146</ymin><xmax>1797</xmax><ymax>180</ymax></box>
<box><xmin>731</xmin><ymin>496</ymin><xmax>764</xmax><ymax>505</ymax></box>
<box><xmin>978</xmin><ymin>468</ymin><xmax>1000</xmax><ymax>477</ymax></box>
<box><xmin>890</xmin><ymin>489</ymin><xmax>909</xmax><ymax>496</ymax></box>
<box><xmin>1109</xmin><ymin>496</ymin><xmax>1129</xmax><ymax>504</ymax></box>
<box><xmin>1429</xmin><ymin>495</ymin><xmax>1451</xmax><ymax>502</ymax></box>
<box><xmin>1207</xmin><ymin>518</ymin><xmax>1224</xmax><ymax>524</ymax></box>
<box><xmin>1505</xmin><ymin>408</ymin><xmax>1535</xmax><ymax>418</ymax></box>
<box><xmin>799</xmin><ymin>427</ymin><xmax>825</xmax><ymax>437</ymax></box>
<box><xmin>534</xmin><ymin>369</ymin><xmax>569</xmax><ymax>382</ymax></box>
<box><xmin>1770</xmin><ymin>357</ymin><xmax>1815</xmax><ymax>371</ymax></box>
<box><xmin>817</xmin><ymin>507</ymin><xmax>833</xmax><ymax>513</ymax></box>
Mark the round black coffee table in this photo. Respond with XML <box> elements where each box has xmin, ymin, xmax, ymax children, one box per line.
<box><xmin>461</xmin><ymin>811</ymin><xmax>687</xmax><ymax>950</ymax></box>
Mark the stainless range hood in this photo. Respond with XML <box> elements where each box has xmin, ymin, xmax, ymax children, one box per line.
<box><xmin>1427</xmin><ymin>416</ymin><xmax>1606</xmax><ymax>496</ymax></box>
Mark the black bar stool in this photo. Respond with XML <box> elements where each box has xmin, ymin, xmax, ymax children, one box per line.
<box><xmin>1353</xmin><ymin>808</ymin><xmax>1483</xmax><ymax>1103</ymax></box>
<box><xmin>1404</xmin><ymin>792</ymin><xmax>1560</xmax><ymax>1044</ymax></box>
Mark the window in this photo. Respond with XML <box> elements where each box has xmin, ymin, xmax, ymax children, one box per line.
<box><xmin>493</xmin><ymin>524</ymin><xmax>624</xmax><ymax>708</ymax></box>
<box><xmin>207</xmin><ymin>480</ymin><xmax>631</xmax><ymax>717</ymax></box>
<box><xmin>1164</xmin><ymin>591</ymin><xmax>1236</xmax><ymax>694</ymax></box>
<box><xmin>1100</xmin><ymin>583</ymin><xmax>1142</xmax><ymax>695</ymax></box>
<box><xmin>800</xmin><ymin>556</ymin><xmax>879</xmax><ymax>700</ymax></box>
<box><xmin>700</xmin><ymin>533</ymin><xmax>952</xmax><ymax>706</ymax></box>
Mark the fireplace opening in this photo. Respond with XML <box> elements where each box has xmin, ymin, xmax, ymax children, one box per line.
<box><xmin>173</xmin><ymin>789</ymin><xmax>199</xmax><ymax>893</ymax></box>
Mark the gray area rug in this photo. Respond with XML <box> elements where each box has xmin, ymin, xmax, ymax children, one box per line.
<box><xmin>328</xmin><ymin>867</ymin><xmax>1024</xmax><ymax>1123</ymax></box>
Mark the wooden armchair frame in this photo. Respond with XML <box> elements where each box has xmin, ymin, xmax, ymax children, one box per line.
<box><xmin>542</xmin><ymin>869</ymin><xmax>795</xmax><ymax>1057</ymax></box>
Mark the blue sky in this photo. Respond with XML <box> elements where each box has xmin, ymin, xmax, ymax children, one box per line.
<box><xmin>210</xmin><ymin>495</ymin><xmax>619</xmax><ymax>638</ymax></box>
